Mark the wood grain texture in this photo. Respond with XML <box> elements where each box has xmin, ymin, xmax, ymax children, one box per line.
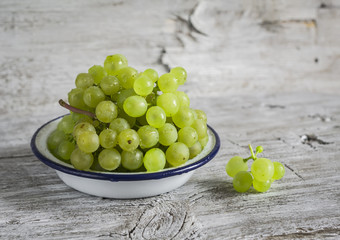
<box><xmin>0</xmin><ymin>0</ymin><xmax>339</xmax><ymax>239</ymax></box>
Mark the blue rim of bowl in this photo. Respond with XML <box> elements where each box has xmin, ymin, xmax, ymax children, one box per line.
<box><xmin>31</xmin><ymin>116</ymin><xmax>220</xmax><ymax>182</ymax></box>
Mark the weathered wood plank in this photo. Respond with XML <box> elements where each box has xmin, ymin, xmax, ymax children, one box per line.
<box><xmin>1</xmin><ymin>93</ymin><xmax>339</xmax><ymax>239</ymax></box>
<box><xmin>0</xmin><ymin>0</ymin><xmax>340</xmax><ymax>239</ymax></box>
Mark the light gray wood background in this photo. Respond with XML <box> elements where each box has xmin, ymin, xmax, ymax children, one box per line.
<box><xmin>1</xmin><ymin>0</ymin><xmax>339</xmax><ymax>239</ymax></box>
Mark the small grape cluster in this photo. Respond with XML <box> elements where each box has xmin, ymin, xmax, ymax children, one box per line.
<box><xmin>225</xmin><ymin>145</ymin><xmax>285</xmax><ymax>193</ymax></box>
<box><xmin>47</xmin><ymin>54</ymin><xmax>209</xmax><ymax>173</ymax></box>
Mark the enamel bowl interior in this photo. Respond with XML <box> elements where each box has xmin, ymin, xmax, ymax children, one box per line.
<box><xmin>31</xmin><ymin>116</ymin><xmax>220</xmax><ymax>199</ymax></box>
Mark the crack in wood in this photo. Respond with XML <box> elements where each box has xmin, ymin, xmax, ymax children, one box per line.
<box><xmin>270</xmin><ymin>227</ymin><xmax>340</xmax><ymax>238</ymax></box>
<box><xmin>175</xmin><ymin>34</ymin><xmax>185</xmax><ymax>48</ymax></box>
<box><xmin>172</xmin><ymin>211</ymin><xmax>188</xmax><ymax>239</ymax></box>
<box><xmin>97</xmin><ymin>232</ymin><xmax>127</xmax><ymax>238</ymax></box>
<box><xmin>300</xmin><ymin>134</ymin><xmax>333</xmax><ymax>149</ymax></box>
<box><xmin>128</xmin><ymin>207</ymin><xmax>148</xmax><ymax>239</ymax></box>
<box><xmin>172</xmin><ymin>2</ymin><xmax>208</xmax><ymax>46</ymax></box>
<box><xmin>284</xmin><ymin>163</ymin><xmax>305</xmax><ymax>181</ymax></box>
<box><xmin>260</xmin><ymin>19</ymin><xmax>317</xmax><ymax>33</ymax></box>
<box><xmin>157</xmin><ymin>47</ymin><xmax>171</xmax><ymax>72</ymax></box>
<box><xmin>0</xmin><ymin>153</ymin><xmax>34</xmax><ymax>160</ymax></box>
<box><xmin>308</xmin><ymin>114</ymin><xmax>333</xmax><ymax>122</ymax></box>
<box><xmin>266</xmin><ymin>104</ymin><xmax>286</xmax><ymax>109</ymax></box>
<box><xmin>225</xmin><ymin>139</ymin><xmax>244</xmax><ymax>148</ymax></box>
<box><xmin>127</xmin><ymin>200</ymin><xmax>202</xmax><ymax>239</ymax></box>
<box><xmin>174</xmin><ymin>3</ymin><xmax>207</xmax><ymax>38</ymax></box>
<box><xmin>188</xmin><ymin>2</ymin><xmax>208</xmax><ymax>37</ymax></box>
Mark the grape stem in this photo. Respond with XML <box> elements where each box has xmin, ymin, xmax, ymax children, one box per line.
<box><xmin>58</xmin><ymin>99</ymin><xmax>96</xmax><ymax>119</ymax></box>
<box><xmin>243</xmin><ymin>144</ymin><xmax>259</xmax><ymax>162</ymax></box>
<box><xmin>249</xmin><ymin>144</ymin><xmax>256</xmax><ymax>159</ymax></box>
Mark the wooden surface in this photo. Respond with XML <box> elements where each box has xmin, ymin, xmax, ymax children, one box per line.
<box><xmin>1</xmin><ymin>0</ymin><xmax>340</xmax><ymax>239</ymax></box>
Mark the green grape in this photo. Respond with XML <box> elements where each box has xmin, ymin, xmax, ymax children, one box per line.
<box><xmin>158</xmin><ymin>123</ymin><xmax>178</xmax><ymax>146</ymax></box>
<box><xmin>137</xmin><ymin>125</ymin><xmax>159</xmax><ymax>149</ymax></box>
<box><xmin>123</xmin><ymin>95</ymin><xmax>147</xmax><ymax>118</ymax></box>
<box><xmin>57</xmin><ymin>115</ymin><xmax>75</xmax><ymax>134</ymax></box>
<box><xmin>57</xmin><ymin>140</ymin><xmax>75</xmax><ymax>160</ymax></box>
<box><xmin>88</xmin><ymin>65</ymin><xmax>107</xmax><ymax>84</ymax></box>
<box><xmin>133</xmin><ymin>75</ymin><xmax>154</xmax><ymax>96</ymax></box>
<box><xmin>157</xmin><ymin>73</ymin><xmax>178</xmax><ymax>93</ymax></box>
<box><xmin>174</xmin><ymin>91</ymin><xmax>190</xmax><ymax>107</ymax></box>
<box><xmin>95</xmin><ymin>100</ymin><xmax>118</xmax><ymax>123</ymax></box>
<box><xmin>189</xmin><ymin>141</ymin><xmax>202</xmax><ymax>159</ymax></box>
<box><xmin>256</xmin><ymin>146</ymin><xmax>263</xmax><ymax>154</ymax></box>
<box><xmin>225</xmin><ymin>156</ymin><xmax>248</xmax><ymax>178</ymax></box>
<box><xmin>199</xmin><ymin>135</ymin><xmax>209</xmax><ymax>148</ymax></box>
<box><xmin>118</xmin><ymin>109</ymin><xmax>136</xmax><ymax>128</ymax></box>
<box><xmin>71</xmin><ymin>112</ymin><xmax>92</xmax><ymax>124</ymax></box>
<box><xmin>47</xmin><ymin>130</ymin><xmax>67</xmax><ymax>151</ymax></box>
<box><xmin>172</xmin><ymin>106</ymin><xmax>195</xmax><ymax>128</ymax></box>
<box><xmin>178</xmin><ymin>127</ymin><xmax>198</xmax><ymax>148</ymax></box>
<box><xmin>117</xmin><ymin>88</ymin><xmax>136</xmax><ymax>109</ymax></box>
<box><xmin>143</xmin><ymin>148</ymin><xmax>166</xmax><ymax>172</ymax></box>
<box><xmin>137</xmin><ymin>114</ymin><xmax>148</xmax><ymax>126</ymax></box>
<box><xmin>98</xmin><ymin>148</ymin><xmax>121</xmax><ymax>171</ymax></box>
<box><xmin>156</xmin><ymin>93</ymin><xmax>180</xmax><ymax>117</ymax></box>
<box><xmin>90</xmin><ymin>158</ymin><xmax>105</xmax><ymax>171</ymax></box>
<box><xmin>121</xmin><ymin>149</ymin><xmax>143</xmax><ymax>170</ymax></box>
<box><xmin>70</xmin><ymin>148</ymin><xmax>94</xmax><ymax>170</ymax></box>
<box><xmin>77</xmin><ymin>131</ymin><xmax>100</xmax><ymax>153</ymax></box>
<box><xmin>68</xmin><ymin>88</ymin><xmax>88</xmax><ymax>110</ymax></box>
<box><xmin>104</xmin><ymin>54</ymin><xmax>128</xmax><ymax>75</ymax></box>
<box><xmin>142</xmin><ymin>68</ymin><xmax>158</xmax><ymax>83</ymax></box>
<box><xmin>253</xmin><ymin>179</ymin><xmax>271</xmax><ymax>192</ymax></box>
<box><xmin>99</xmin><ymin>129</ymin><xmax>117</xmax><ymax>148</ymax></box>
<box><xmin>146</xmin><ymin>106</ymin><xmax>166</xmax><ymax>128</ymax></box>
<box><xmin>109</xmin><ymin>118</ymin><xmax>130</xmax><ymax>134</ymax></box>
<box><xmin>115</xmin><ymin>66</ymin><xmax>138</xmax><ymax>89</ymax></box>
<box><xmin>251</xmin><ymin>158</ymin><xmax>275</xmax><ymax>182</ymax></box>
<box><xmin>83</xmin><ymin>86</ymin><xmax>105</xmax><ymax>108</ymax></box>
<box><xmin>100</xmin><ymin>75</ymin><xmax>120</xmax><ymax>95</ymax></box>
<box><xmin>73</xmin><ymin>122</ymin><xmax>96</xmax><ymax>141</ymax></box>
<box><xmin>170</xmin><ymin>67</ymin><xmax>187</xmax><ymax>85</ymax></box>
<box><xmin>145</xmin><ymin>92</ymin><xmax>156</xmax><ymax>105</ymax></box>
<box><xmin>75</xmin><ymin>73</ymin><xmax>94</xmax><ymax>89</ymax></box>
<box><xmin>166</xmin><ymin>142</ymin><xmax>190</xmax><ymax>167</ymax></box>
<box><xmin>111</xmin><ymin>92</ymin><xmax>119</xmax><ymax>102</ymax></box>
<box><xmin>118</xmin><ymin>129</ymin><xmax>140</xmax><ymax>152</ymax></box>
<box><xmin>92</xmin><ymin>120</ymin><xmax>100</xmax><ymax>128</ymax></box>
<box><xmin>272</xmin><ymin>162</ymin><xmax>285</xmax><ymax>180</ymax></box>
<box><xmin>166</xmin><ymin>117</ymin><xmax>174</xmax><ymax>124</ymax></box>
<box><xmin>233</xmin><ymin>171</ymin><xmax>253</xmax><ymax>193</ymax></box>
<box><xmin>191</xmin><ymin>119</ymin><xmax>208</xmax><ymax>139</ymax></box>
<box><xmin>195</xmin><ymin>109</ymin><xmax>207</xmax><ymax>123</ymax></box>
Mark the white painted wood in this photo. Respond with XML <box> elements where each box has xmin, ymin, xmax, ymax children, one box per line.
<box><xmin>0</xmin><ymin>0</ymin><xmax>339</xmax><ymax>239</ymax></box>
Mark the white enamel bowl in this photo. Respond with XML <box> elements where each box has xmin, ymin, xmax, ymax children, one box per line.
<box><xmin>31</xmin><ymin>116</ymin><xmax>220</xmax><ymax>199</ymax></box>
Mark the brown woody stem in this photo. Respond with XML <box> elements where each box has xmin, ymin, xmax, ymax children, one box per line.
<box><xmin>58</xmin><ymin>99</ymin><xmax>96</xmax><ymax>119</ymax></box>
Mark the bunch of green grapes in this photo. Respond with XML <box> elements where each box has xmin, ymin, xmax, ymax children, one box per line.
<box><xmin>47</xmin><ymin>54</ymin><xmax>209</xmax><ymax>172</ymax></box>
<box><xmin>225</xmin><ymin>145</ymin><xmax>285</xmax><ymax>193</ymax></box>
